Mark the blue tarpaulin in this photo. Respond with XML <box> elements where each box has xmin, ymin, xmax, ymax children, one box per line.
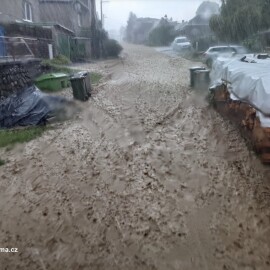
<box><xmin>0</xmin><ymin>26</ymin><xmax>6</xmax><ymax>57</ymax></box>
<box><xmin>0</xmin><ymin>86</ymin><xmax>71</xmax><ymax>128</ymax></box>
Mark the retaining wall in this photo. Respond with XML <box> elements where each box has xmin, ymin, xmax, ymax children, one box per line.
<box><xmin>0</xmin><ymin>59</ymin><xmax>41</xmax><ymax>97</ymax></box>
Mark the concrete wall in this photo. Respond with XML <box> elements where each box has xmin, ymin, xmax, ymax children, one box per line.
<box><xmin>40</xmin><ymin>1</ymin><xmax>91</xmax><ymax>34</ymax></box>
<box><xmin>40</xmin><ymin>3</ymin><xmax>74</xmax><ymax>30</ymax></box>
<box><xmin>0</xmin><ymin>0</ymin><xmax>40</xmax><ymax>23</ymax></box>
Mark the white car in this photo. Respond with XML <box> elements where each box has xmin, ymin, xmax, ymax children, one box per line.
<box><xmin>203</xmin><ymin>45</ymin><xmax>247</xmax><ymax>67</ymax></box>
<box><xmin>172</xmin><ymin>37</ymin><xmax>192</xmax><ymax>52</ymax></box>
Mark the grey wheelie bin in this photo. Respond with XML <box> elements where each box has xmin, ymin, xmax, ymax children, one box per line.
<box><xmin>189</xmin><ymin>67</ymin><xmax>206</xmax><ymax>87</ymax></box>
<box><xmin>70</xmin><ymin>71</ymin><xmax>92</xmax><ymax>101</ymax></box>
<box><xmin>194</xmin><ymin>69</ymin><xmax>210</xmax><ymax>91</ymax></box>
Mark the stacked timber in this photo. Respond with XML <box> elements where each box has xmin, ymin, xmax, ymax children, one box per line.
<box><xmin>211</xmin><ymin>84</ymin><xmax>270</xmax><ymax>164</ymax></box>
<box><xmin>0</xmin><ymin>62</ymin><xmax>32</xmax><ymax>98</ymax></box>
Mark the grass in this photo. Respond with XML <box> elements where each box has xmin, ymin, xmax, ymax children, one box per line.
<box><xmin>51</xmin><ymin>65</ymin><xmax>102</xmax><ymax>84</ymax></box>
<box><xmin>41</xmin><ymin>54</ymin><xmax>71</xmax><ymax>66</ymax></box>
<box><xmin>0</xmin><ymin>127</ymin><xmax>47</xmax><ymax>149</ymax></box>
<box><xmin>40</xmin><ymin>63</ymin><xmax>103</xmax><ymax>87</ymax></box>
<box><xmin>46</xmin><ymin>64</ymin><xmax>76</xmax><ymax>75</ymax></box>
<box><xmin>90</xmin><ymin>72</ymin><xmax>102</xmax><ymax>85</ymax></box>
<box><xmin>0</xmin><ymin>159</ymin><xmax>5</xmax><ymax>166</ymax></box>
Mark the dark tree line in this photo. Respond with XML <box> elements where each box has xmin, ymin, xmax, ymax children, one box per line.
<box><xmin>210</xmin><ymin>0</ymin><xmax>270</xmax><ymax>42</ymax></box>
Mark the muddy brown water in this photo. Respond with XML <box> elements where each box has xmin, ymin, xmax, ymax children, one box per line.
<box><xmin>0</xmin><ymin>44</ymin><xmax>270</xmax><ymax>270</ymax></box>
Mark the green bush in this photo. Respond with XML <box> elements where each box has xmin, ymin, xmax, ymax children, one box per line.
<box><xmin>104</xmin><ymin>39</ymin><xmax>123</xmax><ymax>57</ymax></box>
<box><xmin>243</xmin><ymin>36</ymin><xmax>264</xmax><ymax>52</ymax></box>
<box><xmin>42</xmin><ymin>54</ymin><xmax>71</xmax><ymax>66</ymax></box>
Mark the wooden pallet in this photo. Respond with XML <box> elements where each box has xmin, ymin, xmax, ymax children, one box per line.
<box><xmin>211</xmin><ymin>84</ymin><xmax>270</xmax><ymax>164</ymax></box>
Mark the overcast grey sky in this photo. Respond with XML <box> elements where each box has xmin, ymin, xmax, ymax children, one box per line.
<box><xmin>96</xmin><ymin>0</ymin><xmax>221</xmax><ymax>31</ymax></box>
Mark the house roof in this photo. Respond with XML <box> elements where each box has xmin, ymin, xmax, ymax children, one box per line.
<box><xmin>16</xmin><ymin>21</ymin><xmax>75</xmax><ymax>35</ymax></box>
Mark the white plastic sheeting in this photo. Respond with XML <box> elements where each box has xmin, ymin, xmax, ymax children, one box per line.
<box><xmin>210</xmin><ymin>55</ymin><xmax>270</xmax><ymax>127</ymax></box>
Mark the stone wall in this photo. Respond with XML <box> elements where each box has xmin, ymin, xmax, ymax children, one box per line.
<box><xmin>0</xmin><ymin>62</ymin><xmax>33</xmax><ymax>97</ymax></box>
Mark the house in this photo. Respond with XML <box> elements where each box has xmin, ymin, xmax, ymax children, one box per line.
<box><xmin>0</xmin><ymin>0</ymin><xmax>99</xmax><ymax>60</ymax></box>
<box><xmin>0</xmin><ymin>0</ymin><xmax>40</xmax><ymax>23</ymax></box>
<box><xmin>0</xmin><ymin>0</ymin><xmax>93</xmax><ymax>34</ymax></box>
<box><xmin>0</xmin><ymin>0</ymin><xmax>50</xmax><ymax>60</ymax></box>
<box><xmin>39</xmin><ymin>0</ymin><xmax>92</xmax><ymax>35</ymax></box>
<box><xmin>179</xmin><ymin>1</ymin><xmax>220</xmax><ymax>50</ymax></box>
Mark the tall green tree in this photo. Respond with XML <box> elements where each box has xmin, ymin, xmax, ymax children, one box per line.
<box><xmin>261</xmin><ymin>0</ymin><xmax>270</xmax><ymax>29</ymax></box>
<box><xmin>210</xmin><ymin>0</ymin><xmax>270</xmax><ymax>42</ymax></box>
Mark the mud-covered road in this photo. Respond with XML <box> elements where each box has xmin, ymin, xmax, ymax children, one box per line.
<box><xmin>0</xmin><ymin>44</ymin><xmax>270</xmax><ymax>270</ymax></box>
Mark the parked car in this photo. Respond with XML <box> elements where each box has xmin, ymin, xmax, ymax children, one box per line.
<box><xmin>172</xmin><ymin>36</ymin><xmax>192</xmax><ymax>52</ymax></box>
<box><xmin>202</xmin><ymin>45</ymin><xmax>247</xmax><ymax>67</ymax></box>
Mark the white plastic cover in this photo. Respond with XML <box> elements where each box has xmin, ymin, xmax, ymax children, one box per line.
<box><xmin>210</xmin><ymin>54</ymin><xmax>270</xmax><ymax>127</ymax></box>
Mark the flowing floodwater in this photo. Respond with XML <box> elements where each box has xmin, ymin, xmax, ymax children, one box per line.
<box><xmin>0</xmin><ymin>44</ymin><xmax>269</xmax><ymax>269</ymax></box>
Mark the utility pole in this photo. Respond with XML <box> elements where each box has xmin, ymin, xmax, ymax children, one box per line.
<box><xmin>100</xmin><ymin>0</ymin><xmax>109</xmax><ymax>28</ymax></box>
<box><xmin>99</xmin><ymin>0</ymin><xmax>109</xmax><ymax>59</ymax></box>
<box><xmin>100</xmin><ymin>0</ymin><xmax>103</xmax><ymax>27</ymax></box>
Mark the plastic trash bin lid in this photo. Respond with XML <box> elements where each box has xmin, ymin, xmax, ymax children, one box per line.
<box><xmin>194</xmin><ymin>69</ymin><xmax>210</xmax><ymax>73</ymax></box>
<box><xmin>189</xmin><ymin>67</ymin><xmax>206</xmax><ymax>71</ymax></box>
<box><xmin>70</xmin><ymin>71</ymin><xmax>89</xmax><ymax>80</ymax></box>
<box><xmin>35</xmin><ymin>73</ymin><xmax>68</xmax><ymax>82</ymax></box>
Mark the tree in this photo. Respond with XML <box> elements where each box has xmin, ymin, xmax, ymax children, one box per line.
<box><xmin>210</xmin><ymin>0</ymin><xmax>270</xmax><ymax>42</ymax></box>
<box><xmin>125</xmin><ymin>12</ymin><xmax>137</xmax><ymax>42</ymax></box>
<box><xmin>196</xmin><ymin>1</ymin><xmax>219</xmax><ymax>19</ymax></box>
<box><xmin>261</xmin><ymin>0</ymin><xmax>270</xmax><ymax>29</ymax></box>
<box><xmin>89</xmin><ymin>0</ymin><xmax>102</xmax><ymax>58</ymax></box>
<box><xmin>148</xmin><ymin>17</ymin><xmax>176</xmax><ymax>46</ymax></box>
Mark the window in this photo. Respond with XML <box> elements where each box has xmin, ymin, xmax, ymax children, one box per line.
<box><xmin>74</xmin><ymin>2</ymin><xmax>82</xmax><ymax>27</ymax></box>
<box><xmin>23</xmin><ymin>1</ymin><xmax>33</xmax><ymax>22</ymax></box>
<box><xmin>78</xmin><ymin>13</ymin><xmax>82</xmax><ymax>27</ymax></box>
<box><xmin>210</xmin><ymin>47</ymin><xmax>225</xmax><ymax>53</ymax></box>
<box><xmin>176</xmin><ymin>38</ymin><xmax>187</xmax><ymax>44</ymax></box>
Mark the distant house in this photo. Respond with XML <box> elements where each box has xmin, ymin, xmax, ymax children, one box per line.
<box><xmin>179</xmin><ymin>1</ymin><xmax>220</xmax><ymax>50</ymax></box>
<box><xmin>132</xmin><ymin>18</ymin><xmax>159</xmax><ymax>44</ymax></box>
<box><xmin>125</xmin><ymin>16</ymin><xmax>159</xmax><ymax>44</ymax></box>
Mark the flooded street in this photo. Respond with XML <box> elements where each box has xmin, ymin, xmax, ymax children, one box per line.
<box><xmin>0</xmin><ymin>44</ymin><xmax>270</xmax><ymax>269</ymax></box>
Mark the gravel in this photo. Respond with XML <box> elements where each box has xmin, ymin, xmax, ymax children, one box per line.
<box><xmin>0</xmin><ymin>43</ymin><xmax>269</xmax><ymax>270</ymax></box>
